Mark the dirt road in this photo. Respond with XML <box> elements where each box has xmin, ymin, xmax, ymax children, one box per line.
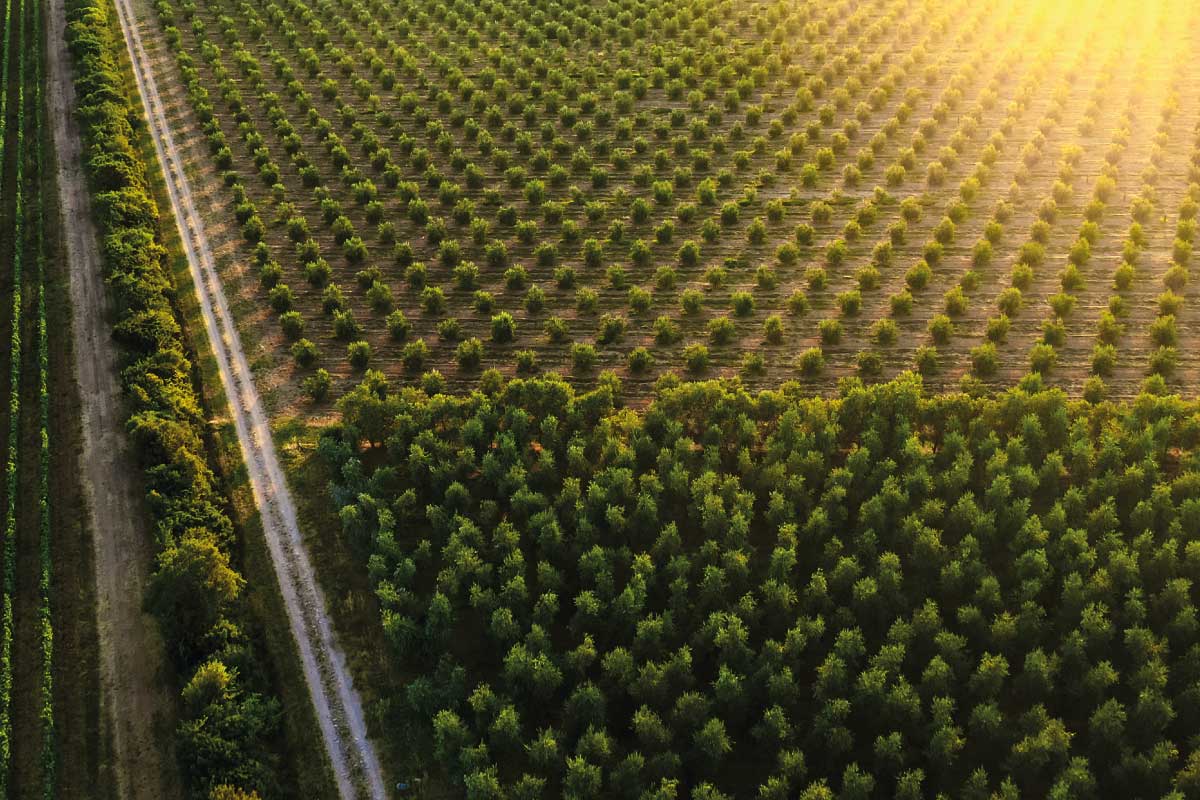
<box><xmin>44</xmin><ymin>0</ymin><xmax>182</xmax><ymax>794</ymax></box>
<box><xmin>106</xmin><ymin>0</ymin><xmax>388</xmax><ymax>797</ymax></box>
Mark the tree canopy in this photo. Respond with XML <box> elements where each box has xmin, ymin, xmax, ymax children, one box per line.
<box><xmin>325</xmin><ymin>372</ymin><xmax>1200</xmax><ymax>797</ymax></box>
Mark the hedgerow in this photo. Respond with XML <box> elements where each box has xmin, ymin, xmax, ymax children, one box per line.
<box><xmin>64</xmin><ymin>0</ymin><xmax>280</xmax><ymax>793</ymax></box>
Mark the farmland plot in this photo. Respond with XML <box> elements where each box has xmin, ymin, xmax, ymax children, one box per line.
<box><xmin>1</xmin><ymin>0</ymin><xmax>61</xmax><ymax>791</ymax></box>
<box><xmin>120</xmin><ymin>0</ymin><xmax>1200</xmax><ymax>797</ymax></box>
<box><xmin>140</xmin><ymin>0</ymin><xmax>1200</xmax><ymax>412</ymax></box>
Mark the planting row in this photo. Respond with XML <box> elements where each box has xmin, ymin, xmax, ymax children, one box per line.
<box><xmin>1</xmin><ymin>0</ymin><xmax>31</xmax><ymax>784</ymax></box>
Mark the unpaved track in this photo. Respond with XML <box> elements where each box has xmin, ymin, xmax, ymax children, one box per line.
<box><xmin>108</xmin><ymin>0</ymin><xmax>387</xmax><ymax>797</ymax></box>
<box><xmin>45</xmin><ymin>0</ymin><xmax>181</xmax><ymax>794</ymax></box>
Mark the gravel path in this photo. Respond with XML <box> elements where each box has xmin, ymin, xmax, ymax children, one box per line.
<box><xmin>106</xmin><ymin>1</ymin><xmax>388</xmax><ymax>797</ymax></box>
<box><xmin>45</xmin><ymin>0</ymin><xmax>182</xmax><ymax>794</ymax></box>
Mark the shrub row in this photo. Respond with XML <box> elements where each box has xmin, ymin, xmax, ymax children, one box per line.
<box><xmin>64</xmin><ymin>0</ymin><xmax>279</xmax><ymax>795</ymax></box>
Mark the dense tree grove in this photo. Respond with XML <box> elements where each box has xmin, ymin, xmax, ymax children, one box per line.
<box><xmin>65</xmin><ymin>0</ymin><xmax>278</xmax><ymax>795</ymax></box>
<box><xmin>327</xmin><ymin>373</ymin><xmax>1200</xmax><ymax>798</ymax></box>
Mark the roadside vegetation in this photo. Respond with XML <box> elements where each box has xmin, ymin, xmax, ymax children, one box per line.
<box><xmin>64</xmin><ymin>0</ymin><xmax>286</xmax><ymax>793</ymax></box>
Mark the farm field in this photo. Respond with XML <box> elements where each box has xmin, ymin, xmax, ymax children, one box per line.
<box><xmin>16</xmin><ymin>0</ymin><xmax>1200</xmax><ymax>797</ymax></box>
<box><xmin>0</xmin><ymin>0</ymin><xmax>62</xmax><ymax>790</ymax></box>
<box><xmin>141</xmin><ymin>0</ymin><xmax>1200</xmax><ymax>410</ymax></box>
<box><xmin>4</xmin><ymin>0</ymin><xmax>172</xmax><ymax>791</ymax></box>
<box><xmin>104</xmin><ymin>0</ymin><xmax>1200</xmax><ymax>796</ymax></box>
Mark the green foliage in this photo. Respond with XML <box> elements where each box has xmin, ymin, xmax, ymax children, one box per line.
<box><xmin>66</xmin><ymin>0</ymin><xmax>281</xmax><ymax>791</ymax></box>
<box><xmin>491</xmin><ymin>312</ymin><xmax>517</xmax><ymax>343</ymax></box>
<box><xmin>572</xmin><ymin>343</ymin><xmax>597</xmax><ymax>372</ymax></box>
<box><xmin>914</xmin><ymin>345</ymin><xmax>938</xmax><ymax>375</ymax></box>
<box><xmin>456</xmin><ymin>338</ymin><xmax>485</xmax><ymax>370</ymax></box>
<box><xmin>708</xmin><ymin>317</ymin><xmax>736</xmax><ymax>345</ymax></box>
<box><xmin>597</xmin><ymin>314</ymin><xmax>628</xmax><ymax>346</ymax></box>
<box><xmin>835</xmin><ymin>292</ymin><xmax>864</xmax><ymax>316</ymax></box>
<box><xmin>928</xmin><ymin>315</ymin><xmax>953</xmax><ymax>345</ymax></box>
<box><xmin>856</xmin><ymin>351</ymin><xmax>883</xmax><ymax>377</ymax></box>
<box><xmin>683</xmin><ymin>343</ymin><xmax>710</xmax><ymax>373</ymax></box>
<box><xmin>797</xmin><ymin>347</ymin><xmax>825</xmax><ymax>376</ymax></box>
<box><xmin>348</xmin><ymin>340</ymin><xmax>373</xmax><ymax>370</ymax></box>
<box><xmin>1029</xmin><ymin>343</ymin><xmax>1057</xmax><ymax>374</ymax></box>
<box><xmin>628</xmin><ymin>348</ymin><xmax>654</xmax><ymax>373</ymax></box>
<box><xmin>147</xmin><ymin>533</ymin><xmax>243</xmax><ymax>668</ymax></box>
<box><xmin>872</xmin><ymin>319</ymin><xmax>898</xmax><ymax>346</ymax></box>
<box><xmin>291</xmin><ymin>339</ymin><xmax>319</xmax><ymax>367</ymax></box>
<box><xmin>971</xmin><ymin>343</ymin><xmax>999</xmax><ymax>377</ymax></box>
<box><xmin>890</xmin><ymin>291</ymin><xmax>914</xmax><ymax>316</ymax></box>
<box><xmin>986</xmin><ymin>315</ymin><xmax>1011</xmax><ymax>344</ymax></box>
<box><xmin>763</xmin><ymin>315</ymin><xmax>784</xmax><ymax>345</ymax></box>
<box><xmin>818</xmin><ymin>319</ymin><xmax>841</xmax><ymax>345</ymax></box>
<box><xmin>326</xmin><ymin>376</ymin><xmax>1200</xmax><ymax>798</ymax></box>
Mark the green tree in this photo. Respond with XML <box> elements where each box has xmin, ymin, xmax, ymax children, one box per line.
<box><xmin>563</xmin><ymin>756</ymin><xmax>603</xmax><ymax>799</ymax></box>
<box><xmin>147</xmin><ymin>531</ymin><xmax>244</xmax><ymax>665</ymax></box>
<box><xmin>694</xmin><ymin>718</ymin><xmax>732</xmax><ymax>763</ymax></box>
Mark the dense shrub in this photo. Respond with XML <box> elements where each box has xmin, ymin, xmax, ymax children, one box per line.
<box><xmin>347</xmin><ymin>340</ymin><xmax>373</xmax><ymax>370</ymax></box>
<box><xmin>66</xmin><ymin>0</ymin><xmax>279</xmax><ymax>791</ymax></box>
<box><xmin>797</xmin><ymin>347</ymin><xmax>825</xmax><ymax>376</ymax></box>
<box><xmin>571</xmin><ymin>343</ymin><xmax>597</xmax><ymax>371</ymax></box>
<box><xmin>456</xmin><ymin>338</ymin><xmax>485</xmax><ymax>369</ymax></box>
<box><xmin>683</xmin><ymin>343</ymin><xmax>709</xmax><ymax>373</ymax></box>
<box><xmin>491</xmin><ymin>312</ymin><xmax>517</xmax><ymax>343</ymax></box>
<box><xmin>302</xmin><ymin>369</ymin><xmax>332</xmax><ymax>400</ymax></box>
<box><xmin>290</xmin><ymin>338</ymin><xmax>318</xmax><ymax>367</ymax></box>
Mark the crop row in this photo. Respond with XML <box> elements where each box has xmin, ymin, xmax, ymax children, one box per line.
<box><xmin>0</xmin><ymin>0</ymin><xmax>9</xmax><ymax>169</ymax></box>
<box><xmin>0</xmin><ymin>0</ymin><xmax>9</xmax><ymax>781</ymax></box>
<box><xmin>0</xmin><ymin>0</ymin><xmax>58</xmax><ymax>789</ymax></box>
<box><xmin>31</xmin><ymin>0</ymin><xmax>55</xmax><ymax>787</ymax></box>
<box><xmin>0</xmin><ymin>0</ymin><xmax>29</xmax><ymax>783</ymax></box>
